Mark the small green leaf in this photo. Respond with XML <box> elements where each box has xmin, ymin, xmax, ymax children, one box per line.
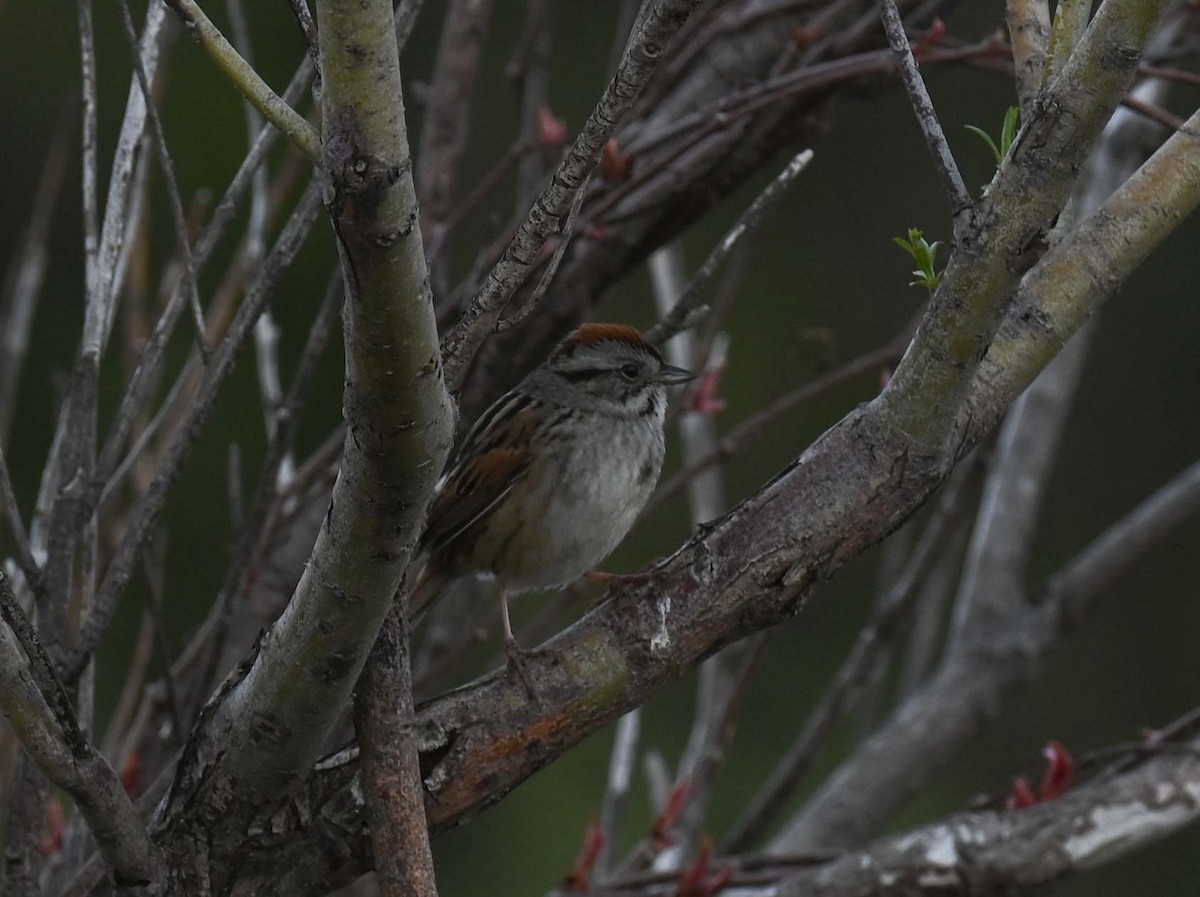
<box><xmin>964</xmin><ymin>124</ymin><xmax>1002</xmax><ymax>165</ymax></box>
<box><xmin>1000</xmin><ymin>105</ymin><xmax>1020</xmax><ymax>157</ymax></box>
<box><xmin>892</xmin><ymin>227</ymin><xmax>941</xmax><ymax>291</ymax></box>
<box><xmin>966</xmin><ymin>106</ymin><xmax>1021</xmax><ymax>166</ymax></box>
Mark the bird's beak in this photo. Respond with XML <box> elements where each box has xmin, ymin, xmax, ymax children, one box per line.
<box><xmin>655</xmin><ymin>363</ymin><xmax>695</xmax><ymax>386</ymax></box>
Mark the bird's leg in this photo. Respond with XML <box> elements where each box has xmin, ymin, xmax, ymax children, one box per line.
<box><xmin>499</xmin><ymin>588</ymin><xmax>539</xmax><ymax>699</ymax></box>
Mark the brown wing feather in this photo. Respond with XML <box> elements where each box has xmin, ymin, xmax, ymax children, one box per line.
<box><xmin>421</xmin><ymin>396</ymin><xmax>542</xmax><ymax>555</ymax></box>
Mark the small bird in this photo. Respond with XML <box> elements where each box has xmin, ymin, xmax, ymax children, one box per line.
<box><xmin>410</xmin><ymin>323</ymin><xmax>693</xmax><ymax>672</ymax></box>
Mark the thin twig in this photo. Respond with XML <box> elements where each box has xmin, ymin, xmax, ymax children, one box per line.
<box><xmin>94</xmin><ymin>58</ymin><xmax>316</xmax><ymax>490</ymax></box>
<box><xmin>439</xmin><ymin>0</ymin><xmax>705</xmax><ymax>388</ymax></box>
<box><xmin>426</xmin><ymin>138</ymin><xmax>531</xmax><ymax>270</ymax></box>
<box><xmin>77</xmin><ymin>0</ymin><xmax>100</xmax><ymax>318</ymax></box>
<box><xmin>98</xmin><ymin>611</ymin><xmax>155</xmax><ymax>758</ymax></box>
<box><xmin>288</xmin><ymin>0</ymin><xmax>320</xmax><ymax>62</ymax></box>
<box><xmin>163</xmin><ymin>0</ymin><xmax>321</xmax><ymax>163</ymax></box>
<box><xmin>88</xmin><ymin>0</ymin><xmax>170</xmax><ymax>358</ymax></box>
<box><xmin>0</xmin><ymin>445</ymin><xmax>41</xmax><ymax>590</ymax></box>
<box><xmin>0</xmin><ymin>100</ymin><xmax>73</xmax><ymax>449</ymax></box>
<box><xmin>897</xmin><ymin>519</ymin><xmax>966</xmax><ymax>697</ymax></box>
<box><xmin>497</xmin><ymin>173</ymin><xmax>591</xmax><ymax>332</ymax></box>
<box><xmin>722</xmin><ymin>455</ymin><xmax>981</xmax><ymax>851</ymax></box>
<box><xmin>140</xmin><ymin>535</ymin><xmax>185</xmax><ymax>745</ymax></box>
<box><xmin>598</xmin><ymin>709</ymin><xmax>643</xmax><ymax>877</ymax></box>
<box><xmin>649</xmin><ymin>243</ymin><xmax>748</xmax><ymax>869</ymax></box>
<box><xmin>648</xmin><ymin>325</ymin><xmax>914</xmax><ymax>515</ymax></box>
<box><xmin>878</xmin><ymin>0</ymin><xmax>972</xmax><ymax>225</ymax></box>
<box><xmin>1051</xmin><ymin>457</ymin><xmax>1200</xmax><ymax>622</ymax></box>
<box><xmin>70</xmin><ymin>181</ymin><xmax>325</xmax><ymax>678</ymax></box>
<box><xmin>204</xmin><ymin>271</ymin><xmax>342</xmax><ymax>692</ymax></box>
<box><xmin>117</xmin><ymin>0</ymin><xmax>210</xmax><ymax>359</ymax></box>
<box><xmin>416</xmin><ymin>0</ymin><xmax>496</xmax><ymax>260</ymax></box>
<box><xmin>227</xmin><ymin>0</ymin><xmax>286</xmax><ymax>448</ymax></box>
<box><xmin>0</xmin><ymin>570</ymin><xmax>160</xmax><ymax>885</ymax></box>
<box><xmin>949</xmin><ymin>325</ymin><xmax>1093</xmax><ymax>645</ymax></box>
<box><xmin>509</xmin><ymin>0</ymin><xmax>552</xmax><ymax>204</ymax></box>
<box><xmin>645</xmin><ymin>148</ymin><xmax>813</xmax><ymax>345</ymax></box>
<box><xmin>394</xmin><ymin>0</ymin><xmax>428</xmax><ymax>53</ymax></box>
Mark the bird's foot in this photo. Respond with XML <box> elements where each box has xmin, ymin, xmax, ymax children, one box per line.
<box><xmin>504</xmin><ymin>637</ymin><xmax>542</xmax><ymax>702</ymax></box>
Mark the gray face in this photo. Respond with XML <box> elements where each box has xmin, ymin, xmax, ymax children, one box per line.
<box><xmin>543</xmin><ymin>340</ymin><xmax>667</xmax><ymax>417</ymax></box>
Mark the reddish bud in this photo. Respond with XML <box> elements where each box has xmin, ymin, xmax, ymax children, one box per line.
<box><xmin>562</xmin><ymin>818</ymin><xmax>606</xmax><ymax>892</ymax></box>
<box><xmin>1007</xmin><ymin>776</ymin><xmax>1036</xmax><ymax>810</ymax></box>
<box><xmin>689</xmin><ymin>349</ymin><xmax>728</xmax><ymax>415</ymax></box>
<box><xmin>39</xmin><ymin>799</ymin><xmax>64</xmax><ymax>855</ymax></box>
<box><xmin>600</xmin><ymin>139</ymin><xmax>633</xmax><ymax>183</ymax></box>
<box><xmin>537</xmin><ymin>238</ymin><xmax>560</xmax><ymax>266</ymax></box>
<box><xmin>538</xmin><ymin>105</ymin><xmax>567</xmax><ymax>154</ymax></box>
<box><xmin>651</xmin><ymin>781</ymin><xmax>692</xmax><ymax>850</ymax></box>
<box><xmin>583</xmin><ymin>224</ymin><xmax>608</xmax><ymax>241</ymax></box>
<box><xmin>791</xmin><ymin>24</ymin><xmax>820</xmax><ymax>51</ymax></box>
<box><xmin>675</xmin><ymin>839</ymin><xmax>732</xmax><ymax>897</ymax></box>
<box><xmin>120</xmin><ymin>749</ymin><xmax>142</xmax><ymax>795</ymax></box>
<box><xmin>1038</xmin><ymin>741</ymin><xmax>1075</xmax><ymax>801</ymax></box>
<box><xmin>913</xmin><ymin>18</ymin><xmax>947</xmax><ymax>59</ymax></box>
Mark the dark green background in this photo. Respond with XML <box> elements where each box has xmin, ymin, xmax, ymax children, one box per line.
<box><xmin>0</xmin><ymin>2</ymin><xmax>1197</xmax><ymax>894</ymax></box>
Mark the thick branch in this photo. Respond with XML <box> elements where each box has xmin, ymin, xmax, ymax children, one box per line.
<box><xmin>154</xmin><ymin>1</ymin><xmax>454</xmax><ymax>882</ymax></box>
<box><xmin>880</xmin><ymin>0</ymin><xmax>1169</xmax><ymax>449</ymax></box>
<box><xmin>1006</xmin><ymin>0</ymin><xmax>1050</xmax><ymax>117</ymax></box>
<box><xmin>263</xmin><ymin>87</ymin><xmax>1200</xmax><ymax>893</ymax></box>
<box><xmin>768</xmin><ymin>734</ymin><xmax>1200</xmax><ymax>896</ymax></box>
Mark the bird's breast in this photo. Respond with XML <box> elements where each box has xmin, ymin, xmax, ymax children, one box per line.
<box><xmin>496</xmin><ymin>414</ymin><xmax>665</xmax><ymax>590</ymax></box>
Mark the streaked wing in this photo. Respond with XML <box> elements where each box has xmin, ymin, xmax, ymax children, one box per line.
<box><xmin>421</xmin><ymin>392</ymin><xmax>542</xmax><ymax>554</ymax></box>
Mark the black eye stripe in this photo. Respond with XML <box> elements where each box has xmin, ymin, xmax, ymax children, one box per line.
<box><xmin>558</xmin><ymin>367</ymin><xmax>608</xmax><ymax>383</ymax></box>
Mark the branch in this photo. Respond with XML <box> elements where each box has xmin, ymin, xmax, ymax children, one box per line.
<box><xmin>773</xmin><ymin>452</ymin><xmax>1200</xmax><ymax>853</ymax></box>
<box><xmin>117</xmin><ymin>0</ymin><xmax>209</xmax><ymax>358</ymax></box>
<box><xmin>73</xmin><ymin>181</ymin><xmax>326</xmax><ymax>675</ymax></box>
<box><xmin>722</xmin><ymin>456</ymin><xmax>982</xmax><ymax>852</ymax></box>
<box><xmin>880</xmin><ymin>0</ymin><xmax>1170</xmax><ymax>450</ymax></box>
<box><xmin>0</xmin><ymin>98</ymin><xmax>73</xmax><ymax>447</ymax></box>
<box><xmin>961</xmin><ymin>100</ymin><xmax>1200</xmax><ymax>438</ymax></box>
<box><xmin>439</xmin><ymin>0</ymin><xmax>704</xmax><ymax>388</ymax></box>
<box><xmin>415</xmin><ymin>0</ymin><xmax>495</xmax><ymax>250</ymax></box>
<box><xmin>948</xmin><ymin>322</ymin><xmax>1092</xmax><ymax>642</ymax></box>
<box><xmin>0</xmin><ymin>571</ymin><xmax>160</xmax><ymax>886</ymax></box>
<box><xmin>163</xmin><ymin>0</ymin><xmax>321</xmax><ymax>164</ymax></box>
<box><xmin>775</xmin><ymin>48</ymin><xmax>1200</xmax><ymax>853</ymax></box>
<box><xmin>266</xmin><ymin>76</ymin><xmax>1200</xmax><ymax>893</ymax></box>
<box><xmin>767</xmin><ymin>733</ymin><xmax>1200</xmax><ymax>897</ymax></box>
<box><xmin>153</xmin><ymin>1</ymin><xmax>455</xmax><ymax>879</ymax></box>
<box><xmin>1006</xmin><ymin>0</ymin><xmax>1050</xmax><ymax>117</ymax></box>
<box><xmin>355</xmin><ymin>605</ymin><xmax>438</xmax><ymax>897</ymax></box>
<box><xmin>878</xmin><ymin>0</ymin><xmax>971</xmax><ymax>225</ymax></box>
<box><xmin>644</xmin><ymin>148</ymin><xmax>814</xmax><ymax>345</ymax></box>
<box><xmin>0</xmin><ymin>443</ymin><xmax>40</xmax><ymax>589</ymax></box>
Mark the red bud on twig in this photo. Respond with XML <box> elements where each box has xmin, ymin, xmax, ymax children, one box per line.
<box><xmin>562</xmin><ymin>818</ymin><xmax>606</xmax><ymax>892</ymax></box>
<box><xmin>600</xmin><ymin>139</ymin><xmax>633</xmax><ymax>183</ymax></box>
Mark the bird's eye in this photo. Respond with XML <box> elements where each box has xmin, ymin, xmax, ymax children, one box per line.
<box><xmin>618</xmin><ymin>363</ymin><xmax>640</xmax><ymax>381</ymax></box>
